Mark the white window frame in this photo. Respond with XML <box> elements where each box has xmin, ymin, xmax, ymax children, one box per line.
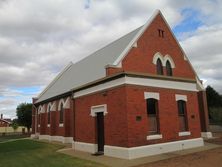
<box><xmin>90</xmin><ymin>104</ymin><xmax>107</xmax><ymax>117</ymax></box>
<box><xmin>153</xmin><ymin>52</ymin><xmax>164</xmax><ymax>65</ymax></box>
<box><xmin>144</xmin><ymin>92</ymin><xmax>160</xmax><ymax>100</ymax></box>
<box><xmin>163</xmin><ymin>54</ymin><xmax>175</xmax><ymax>68</ymax></box>
<box><xmin>176</xmin><ymin>94</ymin><xmax>190</xmax><ymax>134</ymax></box>
<box><xmin>144</xmin><ymin>92</ymin><xmax>162</xmax><ymax>140</ymax></box>
<box><xmin>175</xmin><ymin>94</ymin><xmax>187</xmax><ymax>102</ymax></box>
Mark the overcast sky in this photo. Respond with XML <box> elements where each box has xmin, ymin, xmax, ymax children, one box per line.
<box><xmin>0</xmin><ymin>0</ymin><xmax>221</xmax><ymax>118</ymax></box>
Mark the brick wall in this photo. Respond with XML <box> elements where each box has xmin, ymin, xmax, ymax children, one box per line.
<box><xmin>107</xmin><ymin>13</ymin><xmax>196</xmax><ymax>79</ymax></box>
<box><xmin>33</xmin><ymin>84</ymin><xmax>202</xmax><ymax>147</ymax></box>
<box><xmin>36</xmin><ymin>96</ymin><xmax>73</xmax><ymax>137</ymax></box>
<box><xmin>198</xmin><ymin>91</ymin><xmax>210</xmax><ymax>132</ymax></box>
<box><xmin>73</xmin><ymin>84</ymin><xmax>201</xmax><ymax>148</ymax></box>
<box><xmin>125</xmin><ymin>85</ymin><xmax>201</xmax><ymax>147</ymax></box>
<box><xmin>74</xmin><ymin>86</ymin><xmax>129</xmax><ymax>147</ymax></box>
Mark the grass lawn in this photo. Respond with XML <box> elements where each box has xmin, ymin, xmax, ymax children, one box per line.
<box><xmin>0</xmin><ymin>135</ymin><xmax>29</xmax><ymax>142</ymax></box>
<box><xmin>0</xmin><ymin>139</ymin><xmax>106</xmax><ymax>167</ymax></box>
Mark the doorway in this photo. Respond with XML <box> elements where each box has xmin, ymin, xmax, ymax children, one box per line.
<box><xmin>96</xmin><ymin>112</ymin><xmax>104</xmax><ymax>154</ymax></box>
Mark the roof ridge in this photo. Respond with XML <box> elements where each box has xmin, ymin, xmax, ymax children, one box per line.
<box><xmin>113</xmin><ymin>9</ymin><xmax>161</xmax><ymax>65</ymax></box>
<box><xmin>72</xmin><ymin>25</ymin><xmax>143</xmax><ymax>66</ymax></box>
<box><xmin>36</xmin><ymin>27</ymin><xmax>143</xmax><ymax>103</ymax></box>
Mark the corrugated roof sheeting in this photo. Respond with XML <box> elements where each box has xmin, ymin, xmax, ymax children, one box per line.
<box><xmin>36</xmin><ymin>26</ymin><xmax>142</xmax><ymax>103</ymax></box>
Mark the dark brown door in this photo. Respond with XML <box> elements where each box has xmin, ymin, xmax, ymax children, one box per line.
<box><xmin>97</xmin><ymin>112</ymin><xmax>104</xmax><ymax>153</ymax></box>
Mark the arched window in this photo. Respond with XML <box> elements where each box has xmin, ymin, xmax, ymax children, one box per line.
<box><xmin>146</xmin><ymin>98</ymin><xmax>159</xmax><ymax>134</ymax></box>
<box><xmin>177</xmin><ymin>100</ymin><xmax>188</xmax><ymax>131</ymax></box>
<box><xmin>48</xmin><ymin>106</ymin><xmax>51</xmax><ymax>124</ymax></box>
<box><xmin>37</xmin><ymin>107</ymin><xmax>41</xmax><ymax>126</ymax></box>
<box><xmin>38</xmin><ymin>113</ymin><xmax>41</xmax><ymax>126</ymax></box>
<box><xmin>166</xmin><ymin>60</ymin><xmax>173</xmax><ymax>76</ymax></box>
<box><xmin>59</xmin><ymin>103</ymin><xmax>64</xmax><ymax>124</ymax></box>
<box><xmin>156</xmin><ymin>58</ymin><xmax>163</xmax><ymax>75</ymax></box>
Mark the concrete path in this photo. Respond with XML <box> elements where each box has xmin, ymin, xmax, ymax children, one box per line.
<box><xmin>58</xmin><ymin>142</ymin><xmax>221</xmax><ymax>167</ymax></box>
<box><xmin>0</xmin><ymin>137</ymin><xmax>30</xmax><ymax>144</ymax></box>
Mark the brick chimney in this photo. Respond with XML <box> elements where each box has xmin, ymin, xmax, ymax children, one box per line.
<box><xmin>0</xmin><ymin>114</ymin><xmax>2</xmax><ymax>119</ymax></box>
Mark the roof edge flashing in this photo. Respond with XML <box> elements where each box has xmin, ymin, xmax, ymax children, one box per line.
<box><xmin>36</xmin><ymin>62</ymin><xmax>73</xmax><ymax>100</ymax></box>
<box><xmin>113</xmin><ymin>9</ymin><xmax>161</xmax><ymax>66</ymax></box>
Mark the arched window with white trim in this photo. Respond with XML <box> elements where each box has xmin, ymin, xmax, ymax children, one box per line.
<box><xmin>59</xmin><ymin>103</ymin><xmax>64</xmax><ymax>124</ymax></box>
<box><xmin>166</xmin><ymin>60</ymin><xmax>173</xmax><ymax>76</ymax></box>
<box><xmin>37</xmin><ymin>106</ymin><xmax>42</xmax><ymax>126</ymax></box>
<box><xmin>156</xmin><ymin>58</ymin><xmax>163</xmax><ymax>75</ymax></box>
<box><xmin>38</xmin><ymin>111</ymin><xmax>41</xmax><ymax>126</ymax></box>
<box><xmin>47</xmin><ymin>105</ymin><xmax>51</xmax><ymax>124</ymax></box>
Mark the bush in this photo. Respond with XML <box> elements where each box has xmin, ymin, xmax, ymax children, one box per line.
<box><xmin>209</xmin><ymin>107</ymin><xmax>222</xmax><ymax>125</ymax></box>
<box><xmin>11</xmin><ymin>122</ymin><xmax>19</xmax><ymax>132</ymax></box>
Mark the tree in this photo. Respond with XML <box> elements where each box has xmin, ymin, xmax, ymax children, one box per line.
<box><xmin>206</xmin><ymin>86</ymin><xmax>222</xmax><ymax>124</ymax></box>
<box><xmin>11</xmin><ymin>119</ymin><xmax>19</xmax><ymax>132</ymax></box>
<box><xmin>206</xmin><ymin>85</ymin><xmax>222</xmax><ymax>108</ymax></box>
<box><xmin>16</xmin><ymin>103</ymin><xmax>32</xmax><ymax>132</ymax></box>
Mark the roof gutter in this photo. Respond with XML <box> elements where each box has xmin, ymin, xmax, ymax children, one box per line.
<box><xmin>34</xmin><ymin>91</ymin><xmax>72</xmax><ymax>106</ymax></box>
<box><xmin>71</xmin><ymin>71</ymin><xmax>196</xmax><ymax>93</ymax></box>
<box><xmin>35</xmin><ymin>71</ymin><xmax>197</xmax><ymax>106</ymax></box>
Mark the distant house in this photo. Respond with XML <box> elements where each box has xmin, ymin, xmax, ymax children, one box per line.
<box><xmin>0</xmin><ymin>114</ymin><xmax>12</xmax><ymax>127</ymax></box>
<box><xmin>32</xmin><ymin>10</ymin><xmax>212</xmax><ymax>159</ymax></box>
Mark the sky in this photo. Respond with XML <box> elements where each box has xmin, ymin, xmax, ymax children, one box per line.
<box><xmin>0</xmin><ymin>0</ymin><xmax>221</xmax><ymax>119</ymax></box>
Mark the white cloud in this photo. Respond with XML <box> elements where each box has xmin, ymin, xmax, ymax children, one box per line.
<box><xmin>181</xmin><ymin>24</ymin><xmax>222</xmax><ymax>92</ymax></box>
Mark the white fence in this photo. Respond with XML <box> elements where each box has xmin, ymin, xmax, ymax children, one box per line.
<box><xmin>0</xmin><ymin>126</ymin><xmax>28</xmax><ymax>134</ymax></box>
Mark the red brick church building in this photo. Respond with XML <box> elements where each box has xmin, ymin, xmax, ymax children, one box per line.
<box><xmin>32</xmin><ymin>10</ymin><xmax>212</xmax><ymax>159</ymax></box>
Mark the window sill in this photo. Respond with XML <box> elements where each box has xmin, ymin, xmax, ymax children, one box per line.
<box><xmin>47</xmin><ymin>124</ymin><xmax>50</xmax><ymax>127</ymax></box>
<box><xmin>147</xmin><ymin>134</ymin><xmax>163</xmax><ymax>140</ymax></box>
<box><xmin>178</xmin><ymin>131</ymin><xmax>191</xmax><ymax>136</ymax></box>
<box><xmin>59</xmin><ymin>123</ymin><xmax>64</xmax><ymax>127</ymax></box>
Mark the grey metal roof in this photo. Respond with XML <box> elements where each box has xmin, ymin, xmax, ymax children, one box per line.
<box><xmin>36</xmin><ymin>9</ymin><xmax>202</xmax><ymax>103</ymax></box>
<box><xmin>36</xmin><ymin>26</ymin><xmax>143</xmax><ymax>103</ymax></box>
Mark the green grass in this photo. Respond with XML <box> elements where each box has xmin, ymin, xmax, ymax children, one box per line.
<box><xmin>0</xmin><ymin>139</ymin><xmax>106</xmax><ymax>167</ymax></box>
